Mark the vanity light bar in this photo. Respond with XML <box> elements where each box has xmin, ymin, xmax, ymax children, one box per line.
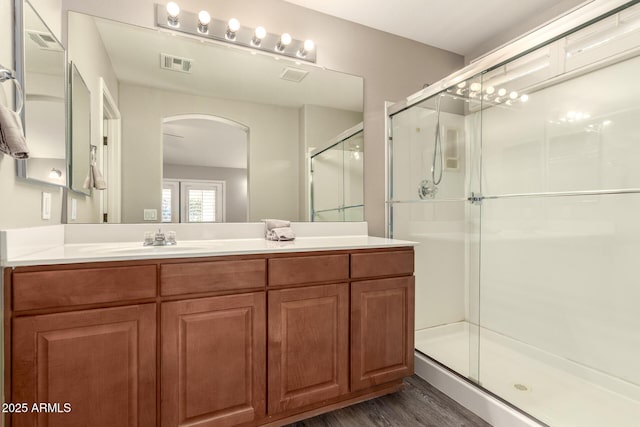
<box><xmin>155</xmin><ymin>4</ymin><xmax>317</xmax><ymax>63</ymax></box>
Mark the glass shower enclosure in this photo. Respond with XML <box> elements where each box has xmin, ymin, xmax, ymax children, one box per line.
<box><xmin>311</xmin><ymin>123</ymin><xmax>364</xmax><ymax>221</ymax></box>
<box><xmin>387</xmin><ymin>2</ymin><xmax>640</xmax><ymax>426</ymax></box>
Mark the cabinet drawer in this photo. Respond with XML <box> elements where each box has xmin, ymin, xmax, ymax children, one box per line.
<box><xmin>13</xmin><ymin>265</ymin><xmax>157</xmax><ymax>311</ymax></box>
<box><xmin>161</xmin><ymin>259</ymin><xmax>266</xmax><ymax>296</ymax></box>
<box><xmin>268</xmin><ymin>254</ymin><xmax>349</xmax><ymax>287</ymax></box>
<box><xmin>351</xmin><ymin>250</ymin><xmax>414</xmax><ymax>278</ymax></box>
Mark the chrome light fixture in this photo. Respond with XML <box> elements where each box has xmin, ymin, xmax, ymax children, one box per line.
<box><xmin>155</xmin><ymin>3</ymin><xmax>317</xmax><ymax>63</ymax></box>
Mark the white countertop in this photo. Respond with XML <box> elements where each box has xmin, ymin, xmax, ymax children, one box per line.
<box><xmin>3</xmin><ymin>235</ymin><xmax>417</xmax><ymax>267</ymax></box>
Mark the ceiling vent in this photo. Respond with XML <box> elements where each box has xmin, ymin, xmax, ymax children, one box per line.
<box><xmin>280</xmin><ymin>67</ymin><xmax>309</xmax><ymax>83</ymax></box>
<box><xmin>160</xmin><ymin>53</ymin><xmax>193</xmax><ymax>73</ymax></box>
<box><xmin>26</xmin><ymin>30</ymin><xmax>62</xmax><ymax>51</ymax></box>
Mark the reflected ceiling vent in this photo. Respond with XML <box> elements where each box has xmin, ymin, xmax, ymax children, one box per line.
<box><xmin>160</xmin><ymin>53</ymin><xmax>193</xmax><ymax>73</ymax></box>
<box><xmin>26</xmin><ymin>30</ymin><xmax>63</xmax><ymax>51</ymax></box>
<box><xmin>280</xmin><ymin>67</ymin><xmax>309</xmax><ymax>83</ymax></box>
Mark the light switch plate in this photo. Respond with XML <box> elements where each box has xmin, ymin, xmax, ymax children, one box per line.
<box><xmin>42</xmin><ymin>192</ymin><xmax>51</xmax><ymax>220</ymax></box>
<box><xmin>71</xmin><ymin>199</ymin><xmax>77</xmax><ymax>220</ymax></box>
<box><xmin>144</xmin><ymin>209</ymin><xmax>158</xmax><ymax>221</ymax></box>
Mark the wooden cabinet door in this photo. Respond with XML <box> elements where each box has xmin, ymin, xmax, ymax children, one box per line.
<box><xmin>351</xmin><ymin>277</ymin><xmax>415</xmax><ymax>391</ymax></box>
<box><xmin>268</xmin><ymin>283</ymin><xmax>349</xmax><ymax>414</ymax></box>
<box><xmin>12</xmin><ymin>304</ymin><xmax>156</xmax><ymax>427</ymax></box>
<box><xmin>161</xmin><ymin>292</ymin><xmax>266</xmax><ymax>427</ymax></box>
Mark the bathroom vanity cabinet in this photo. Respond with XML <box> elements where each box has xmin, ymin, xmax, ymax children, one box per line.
<box><xmin>4</xmin><ymin>247</ymin><xmax>414</xmax><ymax>427</ymax></box>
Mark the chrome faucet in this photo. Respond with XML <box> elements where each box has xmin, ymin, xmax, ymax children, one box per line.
<box><xmin>144</xmin><ymin>229</ymin><xmax>177</xmax><ymax>246</ymax></box>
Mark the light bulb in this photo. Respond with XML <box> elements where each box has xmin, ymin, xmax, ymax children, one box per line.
<box><xmin>470</xmin><ymin>82</ymin><xmax>481</xmax><ymax>92</ymax></box>
<box><xmin>276</xmin><ymin>33</ymin><xmax>292</xmax><ymax>52</ymax></box>
<box><xmin>252</xmin><ymin>26</ymin><xmax>267</xmax><ymax>46</ymax></box>
<box><xmin>226</xmin><ymin>18</ymin><xmax>240</xmax><ymax>40</ymax></box>
<box><xmin>486</xmin><ymin>86</ymin><xmax>495</xmax><ymax>95</ymax></box>
<box><xmin>497</xmin><ymin>88</ymin><xmax>507</xmax><ymax>97</ymax></box>
<box><xmin>228</xmin><ymin>18</ymin><xmax>240</xmax><ymax>32</ymax></box>
<box><xmin>198</xmin><ymin>10</ymin><xmax>210</xmax><ymax>25</ymax></box>
<box><xmin>166</xmin><ymin>2</ymin><xmax>180</xmax><ymax>26</ymax></box>
<box><xmin>304</xmin><ymin>39</ymin><xmax>315</xmax><ymax>51</ymax></box>
<box><xmin>457</xmin><ymin>81</ymin><xmax>467</xmax><ymax>89</ymax></box>
<box><xmin>520</xmin><ymin>94</ymin><xmax>529</xmax><ymax>103</ymax></box>
<box><xmin>166</xmin><ymin>2</ymin><xmax>180</xmax><ymax>17</ymax></box>
<box><xmin>281</xmin><ymin>33</ymin><xmax>292</xmax><ymax>45</ymax></box>
<box><xmin>297</xmin><ymin>39</ymin><xmax>315</xmax><ymax>58</ymax></box>
<box><xmin>509</xmin><ymin>91</ymin><xmax>518</xmax><ymax>100</ymax></box>
<box><xmin>197</xmin><ymin>10</ymin><xmax>210</xmax><ymax>33</ymax></box>
<box><xmin>255</xmin><ymin>26</ymin><xmax>266</xmax><ymax>39</ymax></box>
<box><xmin>48</xmin><ymin>168</ymin><xmax>62</xmax><ymax>179</ymax></box>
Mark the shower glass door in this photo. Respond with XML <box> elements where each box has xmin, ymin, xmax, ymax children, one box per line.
<box><xmin>388</xmin><ymin>74</ymin><xmax>483</xmax><ymax>383</ymax></box>
<box><xmin>478</xmin><ymin>5</ymin><xmax>640</xmax><ymax>425</ymax></box>
<box><xmin>311</xmin><ymin>128</ymin><xmax>364</xmax><ymax>221</ymax></box>
<box><xmin>389</xmin><ymin>3</ymin><xmax>640</xmax><ymax>426</ymax></box>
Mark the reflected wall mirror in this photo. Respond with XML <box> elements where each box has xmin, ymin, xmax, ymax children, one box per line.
<box><xmin>67</xmin><ymin>11</ymin><xmax>364</xmax><ymax>224</ymax></box>
<box><xmin>15</xmin><ymin>0</ymin><xmax>67</xmax><ymax>186</ymax></box>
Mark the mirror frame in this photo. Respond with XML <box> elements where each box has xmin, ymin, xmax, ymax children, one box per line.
<box><xmin>14</xmin><ymin>0</ymin><xmax>69</xmax><ymax>188</ymax></box>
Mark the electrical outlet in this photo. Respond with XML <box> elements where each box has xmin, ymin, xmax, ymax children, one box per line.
<box><xmin>144</xmin><ymin>209</ymin><xmax>158</xmax><ymax>221</ymax></box>
<box><xmin>42</xmin><ymin>192</ymin><xmax>51</xmax><ymax>220</ymax></box>
<box><xmin>71</xmin><ymin>199</ymin><xmax>77</xmax><ymax>220</ymax></box>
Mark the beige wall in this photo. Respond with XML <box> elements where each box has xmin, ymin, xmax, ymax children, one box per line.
<box><xmin>61</xmin><ymin>0</ymin><xmax>464</xmax><ymax>236</ymax></box>
<box><xmin>119</xmin><ymin>83</ymin><xmax>299</xmax><ymax>223</ymax></box>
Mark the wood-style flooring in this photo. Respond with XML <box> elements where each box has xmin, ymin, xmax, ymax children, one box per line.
<box><xmin>285</xmin><ymin>375</ymin><xmax>491</xmax><ymax>427</ymax></box>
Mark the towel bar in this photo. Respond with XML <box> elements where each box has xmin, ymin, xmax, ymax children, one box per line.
<box><xmin>0</xmin><ymin>64</ymin><xmax>24</xmax><ymax>114</ymax></box>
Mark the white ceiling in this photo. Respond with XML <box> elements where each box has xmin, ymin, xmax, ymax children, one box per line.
<box><xmin>163</xmin><ymin>118</ymin><xmax>248</xmax><ymax>169</ymax></box>
<box><xmin>283</xmin><ymin>0</ymin><xmax>585</xmax><ymax>56</ymax></box>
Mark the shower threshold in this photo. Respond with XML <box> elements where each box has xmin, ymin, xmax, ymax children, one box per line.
<box><xmin>415</xmin><ymin>322</ymin><xmax>640</xmax><ymax>427</ymax></box>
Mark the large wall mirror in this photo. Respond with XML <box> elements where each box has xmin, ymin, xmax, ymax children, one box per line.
<box><xmin>15</xmin><ymin>0</ymin><xmax>67</xmax><ymax>186</ymax></box>
<box><xmin>67</xmin><ymin>11</ymin><xmax>364</xmax><ymax>224</ymax></box>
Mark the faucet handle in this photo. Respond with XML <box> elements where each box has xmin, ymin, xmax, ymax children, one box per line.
<box><xmin>143</xmin><ymin>231</ymin><xmax>154</xmax><ymax>246</ymax></box>
<box><xmin>166</xmin><ymin>231</ymin><xmax>177</xmax><ymax>245</ymax></box>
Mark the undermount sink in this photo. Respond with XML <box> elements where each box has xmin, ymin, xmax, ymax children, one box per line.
<box><xmin>75</xmin><ymin>242</ymin><xmax>222</xmax><ymax>255</ymax></box>
<box><xmin>105</xmin><ymin>245</ymin><xmax>213</xmax><ymax>253</ymax></box>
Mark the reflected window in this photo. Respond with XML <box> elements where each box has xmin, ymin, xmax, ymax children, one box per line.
<box><xmin>161</xmin><ymin>180</ymin><xmax>226</xmax><ymax>223</ymax></box>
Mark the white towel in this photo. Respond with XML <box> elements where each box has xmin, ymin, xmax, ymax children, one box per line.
<box><xmin>92</xmin><ymin>163</ymin><xmax>107</xmax><ymax>190</ymax></box>
<box><xmin>264</xmin><ymin>219</ymin><xmax>290</xmax><ymax>230</ymax></box>
<box><xmin>266</xmin><ymin>227</ymin><xmax>296</xmax><ymax>241</ymax></box>
<box><xmin>83</xmin><ymin>163</ymin><xmax>107</xmax><ymax>190</ymax></box>
<box><xmin>0</xmin><ymin>102</ymin><xmax>29</xmax><ymax>159</ymax></box>
<box><xmin>263</xmin><ymin>219</ymin><xmax>295</xmax><ymax>241</ymax></box>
